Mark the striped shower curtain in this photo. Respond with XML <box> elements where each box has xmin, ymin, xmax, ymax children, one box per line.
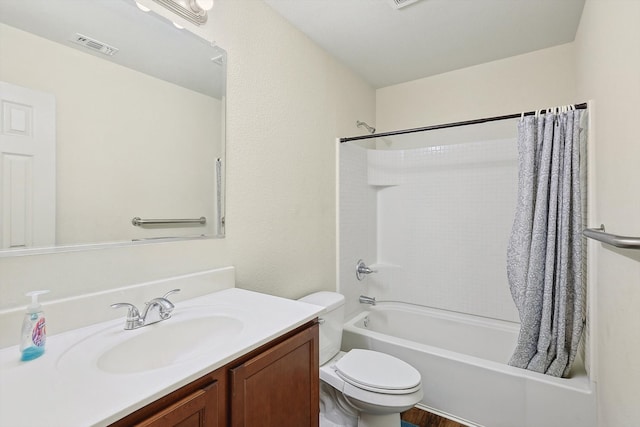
<box><xmin>506</xmin><ymin>108</ymin><xmax>587</xmax><ymax>378</ymax></box>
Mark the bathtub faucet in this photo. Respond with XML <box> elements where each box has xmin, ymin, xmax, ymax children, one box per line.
<box><xmin>356</xmin><ymin>259</ymin><xmax>377</xmax><ymax>281</ymax></box>
<box><xmin>359</xmin><ymin>295</ymin><xmax>376</xmax><ymax>306</ymax></box>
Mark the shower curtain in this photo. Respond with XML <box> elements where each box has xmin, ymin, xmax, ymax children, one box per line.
<box><xmin>507</xmin><ymin>109</ymin><xmax>586</xmax><ymax>378</ymax></box>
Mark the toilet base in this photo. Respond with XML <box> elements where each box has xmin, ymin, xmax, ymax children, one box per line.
<box><xmin>358</xmin><ymin>412</ymin><xmax>401</xmax><ymax>427</ymax></box>
<box><xmin>320</xmin><ymin>382</ymin><xmax>357</xmax><ymax>427</ymax></box>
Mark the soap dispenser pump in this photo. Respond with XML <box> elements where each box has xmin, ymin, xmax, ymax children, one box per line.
<box><xmin>20</xmin><ymin>290</ymin><xmax>49</xmax><ymax>361</ymax></box>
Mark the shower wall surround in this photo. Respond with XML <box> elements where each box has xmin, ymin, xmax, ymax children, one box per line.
<box><xmin>340</xmin><ymin>128</ymin><xmax>521</xmax><ymax>322</ymax></box>
<box><xmin>338</xmin><ymin>143</ymin><xmax>377</xmax><ymax>319</ymax></box>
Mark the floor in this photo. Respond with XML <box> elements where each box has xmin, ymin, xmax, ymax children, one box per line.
<box><xmin>401</xmin><ymin>407</ymin><xmax>467</xmax><ymax>427</ymax></box>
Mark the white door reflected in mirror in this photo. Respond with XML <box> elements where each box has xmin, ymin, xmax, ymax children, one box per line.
<box><xmin>0</xmin><ymin>82</ymin><xmax>56</xmax><ymax>249</ymax></box>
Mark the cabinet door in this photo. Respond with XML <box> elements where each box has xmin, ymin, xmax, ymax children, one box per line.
<box><xmin>137</xmin><ymin>382</ymin><xmax>220</xmax><ymax>427</ymax></box>
<box><xmin>230</xmin><ymin>323</ymin><xmax>319</xmax><ymax>427</ymax></box>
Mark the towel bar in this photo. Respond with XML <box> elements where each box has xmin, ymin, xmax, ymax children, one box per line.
<box><xmin>132</xmin><ymin>217</ymin><xmax>206</xmax><ymax>227</ymax></box>
<box><xmin>583</xmin><ymin>224</ymin><xmax>640</xmax><ymax>249</ymax></box>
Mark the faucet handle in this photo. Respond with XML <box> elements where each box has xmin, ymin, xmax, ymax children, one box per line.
<box><xmin>356</xmin><ymin>260</ymin><xmax>377</xmax><ymax>281</ymax></box>
<box><xmin>111</xmin><ymin>302</ymin><xmax>140</xmax><ymax>317</ymax></box>
<box><xmin>111</xmin><ymin>303</ymin><xmax>141</xmax><ymax>330</ymax></box>
<box><xmin>162</xmin><ymin>288</ymin><xmax>181</xmax><ymax>300</ymax></box>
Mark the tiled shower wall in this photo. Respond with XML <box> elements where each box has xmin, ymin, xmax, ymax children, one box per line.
<box><xmin>339</xmin><ymin>127</ymin><xmax>521</xmax><ymax>323</ymax></box>
<box><xmin>338</xmin><ymin>142</ymin><xmax>377</xmax><ymax>319</ymax></box>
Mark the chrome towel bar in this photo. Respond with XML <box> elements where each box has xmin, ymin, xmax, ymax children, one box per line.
<box><xmin>583</xmin><ymin>224</ymin><xmax>640</xmax><ymax>249</ymax></box>
<box><xmin>132</xmin><ymin>217</ymin><xmax>206</xmax><ymax>227</ymax></box>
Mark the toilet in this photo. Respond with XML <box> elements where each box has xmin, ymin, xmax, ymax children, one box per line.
<box><xmin>299</xmin><ymin>292</ymin><xmax>423</xmax><ymax>427</ymax></box>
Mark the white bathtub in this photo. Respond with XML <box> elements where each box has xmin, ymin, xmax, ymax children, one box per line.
<box><xmin>341</xmin><ymin>303</ymin><xmax>596</xmax><ymax>427</ymax></box>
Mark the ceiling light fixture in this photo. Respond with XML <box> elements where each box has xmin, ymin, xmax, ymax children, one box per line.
<box><xmin>387</xmin><ymin>0</ymin><xmax>422</xmax><ymax>10</ymax></box>
<box><xmin>135</xmin><ymin>2</ymin><xmax>151</xmax><ymax>12</ymax></box>
<box><xmin>151</xmin><ymin>0</ymin><xmax>214</xmax><ymax>26</ymax></box>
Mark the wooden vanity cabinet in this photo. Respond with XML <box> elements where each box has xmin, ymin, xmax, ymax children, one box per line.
<box><xmin>136</xmin><ymin>381</ymin><xmax>222</xmax><ymax>427</ymax></box>
<box><xmin>110</xmin><ymin>321</ymin><xmax>319</xmax><ymax>427</ymax></box>
<box><xmin>230</xmin><ymin>321</ymin><xmax>319</xmax><ymax>427</ymax></box>
<box><xmin>109</xmin><ymin>369</ymin><xmax>226</xmax><ymax>427</ymax></box>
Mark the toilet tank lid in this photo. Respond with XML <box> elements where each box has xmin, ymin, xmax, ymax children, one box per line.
<box><xmin>298</xmin><ymin>292</ymin><xmax>344</xmax><ymax>312</ymax></box>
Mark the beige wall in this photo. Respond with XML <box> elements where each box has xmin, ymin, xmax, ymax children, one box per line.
<box><xmin>0</xmin><ymin>1</ymin><xmax>374</xmax><ymax>322</ymax></box>
<box><xmin>575</xmin><ymin>1</ymin><xmax>640</xmax><ymax>426</ymax></box>
<box><xmin>211</xmin><ymin>1</ymin><xmax>375</xmax><ymax>298</ymax></box>
<box><xmin>376</xmin><ymin>43</ymin><xmax>577</xmax><ymax>131</ymax></box>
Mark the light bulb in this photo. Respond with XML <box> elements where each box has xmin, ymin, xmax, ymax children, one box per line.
<box><xmin>135</xmin><ymin>2</ymin><xmax>151</xmax><ymax>12</ymax></box>
<box><xmin>195</xmin><ymin>0</ymin><xmax>214</xmax><ymax>11</ymax></box>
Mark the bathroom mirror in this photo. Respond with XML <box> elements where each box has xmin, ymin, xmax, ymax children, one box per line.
<box><xmin>0</xmin><ymin>0</ymin><xmax>226</xmax><ymax>254</ymax></box>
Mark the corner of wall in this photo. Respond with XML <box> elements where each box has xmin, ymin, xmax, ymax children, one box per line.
<box><xmin>573</xmin><ymin>1</ymin><xmax>640</xmax><ymax>425</ymax></box>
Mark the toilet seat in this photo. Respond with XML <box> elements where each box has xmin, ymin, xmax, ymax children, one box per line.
<box><xmin>334</xmin><ymin>349</ymin><xmax>421</xmax><ymax>395</ymax></box>
<box><xmin>320</xmin><ymin>354</ymin><xmax>423</xmax><ymax>416</ymax></box>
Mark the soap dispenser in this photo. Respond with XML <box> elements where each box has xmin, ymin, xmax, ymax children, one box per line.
<box><xmin>20</xmin><ymin>290</ymin><xmax>49</xmax><ymax>361</ymax></box>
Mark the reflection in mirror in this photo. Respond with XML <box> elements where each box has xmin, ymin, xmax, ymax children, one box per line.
<box><xmin>0</xmin><ymin>0</ymin><xmax>226</xmax><ymax>254</ymax></box>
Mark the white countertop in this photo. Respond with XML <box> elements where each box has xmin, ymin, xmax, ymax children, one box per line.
<box><xmin>0</xmin><ymin>288</ymin><xmax>322</xmax><ymax>427</ymax></box>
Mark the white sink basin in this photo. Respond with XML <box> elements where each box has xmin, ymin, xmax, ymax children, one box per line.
<box><xmin>57</xmin><ymin>309</ymin><xmax>244</xmax><ymax>375</ymax></box>
<box><xmin>98</xmin><ymin>315</ymin><xmax>243</xmax><ymax>374</ymax></box>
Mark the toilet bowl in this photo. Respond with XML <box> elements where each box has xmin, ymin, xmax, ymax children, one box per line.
<box><xmin>299</xmin><ymin>292</ymin><xmax>423</xmax><ymax>427</ymax></box>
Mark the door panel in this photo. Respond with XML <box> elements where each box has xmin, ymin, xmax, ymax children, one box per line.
<box><xmin>0</xmin><ymin>81</ymin><xmax>55</xmax><ymax>249</ymax></box>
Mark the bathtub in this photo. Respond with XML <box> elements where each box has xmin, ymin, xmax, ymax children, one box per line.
<box><xmin>341</xmin><ymin>303</ymin><xmax>596</xmax><ymax>427</ymax></box>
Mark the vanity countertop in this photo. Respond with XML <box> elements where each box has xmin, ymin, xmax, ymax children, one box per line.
<box><xmin>0</xmin><ymin>288</ymin><xmax>322</xmax><ymax>427</ymax></box>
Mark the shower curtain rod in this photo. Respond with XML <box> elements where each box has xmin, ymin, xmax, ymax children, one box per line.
<box><xmin>339</xmin><ymin>102</ymin><xmax>588</xmax><ymax>143</ymax></box>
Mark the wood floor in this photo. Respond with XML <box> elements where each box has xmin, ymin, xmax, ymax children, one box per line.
<box><xmin>401</xmin><ymin>407</ymin><xmax>467</xmax><ymax>427</ymax></box>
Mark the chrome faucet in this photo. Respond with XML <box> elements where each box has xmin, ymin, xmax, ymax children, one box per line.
<box><xmin>111</xmin><ymin>289</ymin><xmax>180</xmax><ymax>330</ymax></box>
<box><xmin>356</xmin><ymin>259</ymin><xmax>377</xmax><ymax>281</ymax></box>
<box><xmin>359</xmin><ymin>295</ymin><xmax>376</xmax><ymax>306</ymax></box>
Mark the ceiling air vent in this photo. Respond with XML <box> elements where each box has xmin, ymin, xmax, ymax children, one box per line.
<box><xmin>387</xmin><ymin>0</ymin><xmax>422</xmax><ymax>10</ymax></box>
<box><xmin>71</xmin><ymin>33</ymin><xmax>119</xmax><ymax>56</ymax></box>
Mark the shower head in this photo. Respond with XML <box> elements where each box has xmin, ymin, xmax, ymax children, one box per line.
<box><xmin>356</xmin><ymin>120</ymin><xmax>376</xmax><ymax>134</ymax></box>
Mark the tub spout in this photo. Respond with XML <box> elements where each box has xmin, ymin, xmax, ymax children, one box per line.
<box><xmin>359</xmin><ymin>295</ymin><xmax>376</xmax><ymax>306</ymax></box>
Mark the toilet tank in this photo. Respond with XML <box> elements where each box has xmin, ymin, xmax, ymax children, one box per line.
<box><xmin>298</xmin><ymin>292</ymin><xmax>345</xmax><ymax>365</ymax></box>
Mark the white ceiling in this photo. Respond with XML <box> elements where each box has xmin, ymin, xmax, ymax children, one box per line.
<box><xmin>264</xmin><ymin>0</ymin><xmax>586</xmax><ymax>88</ymax></box>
